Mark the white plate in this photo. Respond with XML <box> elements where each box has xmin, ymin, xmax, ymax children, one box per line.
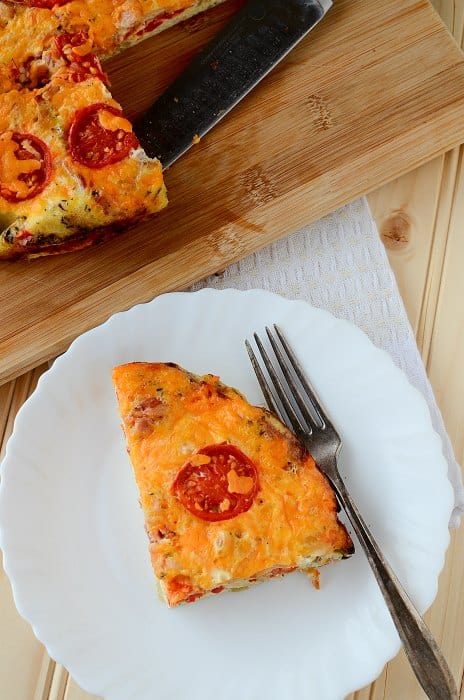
<box><xmin>0</xmin><ymin>289</ymin><xmax>453</xmax><ymax>700</ymax></box>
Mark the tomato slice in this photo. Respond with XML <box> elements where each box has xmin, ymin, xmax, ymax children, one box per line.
<box><xmin>0</xmin><ymin>132</ymin><xmax>52</xmax><ymax>203</ymax></box>
<box><xmin>67</xmin><ymin>103</ymin><xmax>139</xmax><ymax>168</ymax></box>
<box><xmin>172</xmin><ymin>443</ymin><xmax>259</xmax><ymax>522</ymax></box>
<box><xmin>269</xmin><ymin>566</ymin><xmax>297</xmax><ymax>578</ymax></box>
<box><xmin>134</xmin><ymin>9</ymin><xmax>185</xmax><ymax>37</ymax></box>
<box><xmin>11</xmin><ymin>0</ymin><xmax>71</xmax><ymax>7</ymax></box>
<box><xmin>54</xmin><ymin>31</ymin><xmax>90</xmax><ymax>56</ymax></box>
<box><xmin>54</xmin><ymin>32</ymin><xmax>108</xmax><ymax>84</ymax></box>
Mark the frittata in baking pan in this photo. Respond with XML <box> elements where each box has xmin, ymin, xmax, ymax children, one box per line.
<box><xmin>112</xmin><ymin>362</ymin><xmax>354</xmax><ymax>607</ymax></box>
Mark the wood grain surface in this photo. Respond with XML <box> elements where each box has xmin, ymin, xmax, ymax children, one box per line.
<box><xmin>1</xmin><ymin>0</ymin><xmax>464</xmax><ymax>384</ymax></box>
<box><xmin>1</xmin><ymin>1</ymin><xmax>464</xmax><ymax>699</ymax></box>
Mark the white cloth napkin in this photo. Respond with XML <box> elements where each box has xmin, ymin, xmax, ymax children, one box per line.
<box><xmin>191</xmin><ymin>197</ymin><xmax>464</xmax><ymax>527</ymax></box>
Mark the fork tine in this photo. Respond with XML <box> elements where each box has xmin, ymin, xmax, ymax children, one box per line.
<box><xmin>274</xmin><ymin>324</ymin><xmax>326</xmax><ymax>429</ymax></box>
<box><xmin>265</xmin><ymin>326</ymin><xmax>321</xmax><ymax>431</ymax></box>
<box><xmin>245</xmin><ymin>340</ymin><xmax>280</xmax><ymax>417</ymax></box>
<box><xmin>251</xmin><ymin>332</ymin><xmax>308</xmax><ymax>437</ymax></box>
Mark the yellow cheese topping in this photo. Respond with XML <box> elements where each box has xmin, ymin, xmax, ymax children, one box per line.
<box><xmin>227</xmin><ymin>468</ymin><xmax>254</xmax><ymax>495</ymax></box>
<box><xmin>0</xmin><ymin>131</ymin><xmax>40</xmax><ymax>198</ymax></box>
<box><xmin>65</xmin><ymin>38</ymin><xmax>93</xmax><ymax>58</ymax></box>
<box><xmin>189</xmin><ymin>453</ymin><xmax>213</xmax><ymax>467</ymax></box>
<box><xmin>97</xmin><ymin>109</ymin><xmax>133</xmax><ymax>133</ymax></box>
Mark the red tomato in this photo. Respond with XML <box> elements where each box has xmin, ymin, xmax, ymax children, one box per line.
<box><xmin>0</xmin><ymin>132</ymin><xmax>51</xmax><ymax>203</ymax></box>
<box><xmin>172</xmin><ymin>443</ymin><xmax>259</xmax><ymax>522</ymax></box>
<box><xmin>134</xmin><ymin>9</ymin><xmax>184</xmax><ymax>37</ymax></box>
<box><xmin>67</xmin><ymin>103</ymin><xmax>139</xmax><ymax>168</ymax></box>
<box><xmin>186</xmin><ymin>592</ymin><xmax>203</xmax><ymax>603</ymax></box>
<box><xmin>269</xmin><ymin>566</ymin><xmax>297</xmax><ymax>578</ymax></box>
<box><xmin>54</xmin><ymin>32</ymin><xmax>108</xmax><ymax>84</ymax></box>
<box><xmin>54</xmin><ymin>31</ymin><xmax>89</xmax><ymax>55</ymax></box>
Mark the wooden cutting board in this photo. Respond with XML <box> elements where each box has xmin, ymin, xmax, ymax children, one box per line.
<box><xmin>1</xmin><ymin>0</ymin><xmax>464</xmax><ymax>385</ymax></box>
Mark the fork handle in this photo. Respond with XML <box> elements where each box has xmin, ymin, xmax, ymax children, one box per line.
<box><xmin>329</xmin><ymin>473</ymin><xmax>457</xmax><ymax>700</ymax></box>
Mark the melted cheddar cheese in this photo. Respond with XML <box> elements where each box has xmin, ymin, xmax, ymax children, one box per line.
<box><xmin>0</xmin><ymin>132</ymin><xmax>41</xmax><ymax>198</ymax></box>
<box><xmin>112</xmin><ymin>363</ymin><xmax>354</xmax><ymax>607</ymax></box>
<box><xmin>97</xmin><ymin>111</ymin><xmax>133</xmax><ymax>132</ymax></box>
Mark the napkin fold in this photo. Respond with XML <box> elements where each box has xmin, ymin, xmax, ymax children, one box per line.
<box><xmin>191</xmin><ymin>197</ymin><xmax>464</xmax><ymax>527</ymax></box>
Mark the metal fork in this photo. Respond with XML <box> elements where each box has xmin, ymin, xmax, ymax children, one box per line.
<box><xmin>246</xmin><ymin>325</ymin><xmax>457</xmax><ymax>700</ymax></box>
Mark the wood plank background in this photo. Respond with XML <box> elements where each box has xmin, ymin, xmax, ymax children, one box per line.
<box><xmin>2</xmin><ymin>0</ymin><xmax>464</xmax><ymax>385</ymax></box>
<box><xmin>1</xmin><ymin>1</ymin><xmax>464</xmax><ymax>699</ymax></box>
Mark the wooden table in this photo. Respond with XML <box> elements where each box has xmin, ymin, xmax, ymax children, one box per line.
<box><xmin>1</xmin><ymin>1</ymin><xmax>464</xmax><ymax>698</ymax></box>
